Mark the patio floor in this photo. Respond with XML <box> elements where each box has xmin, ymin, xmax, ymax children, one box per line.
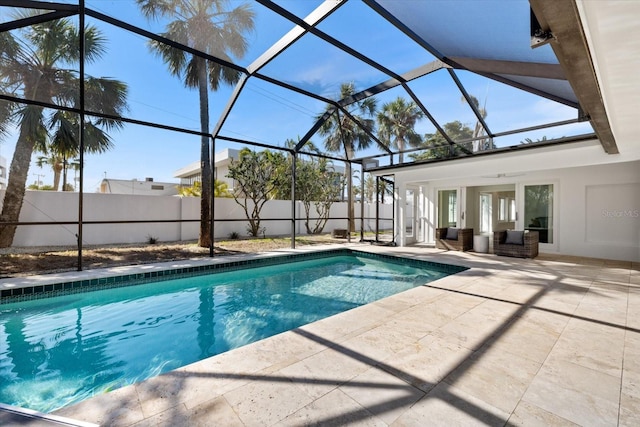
<box><xmin>19</xmin><ymin>245</ymin><xmax>640</xmax><ymax>425</ymax></box>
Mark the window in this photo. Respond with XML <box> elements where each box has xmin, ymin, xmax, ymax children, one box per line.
<box><xmin>498</xmin><ymin>196</ymin><xmax>516</xmax><ymax>222</ymax></box>
<box><xmin>438</xmin><ymin>189</ymin><xmax>457</xmax><ymax>227</ymax></box>
<box><xmin>524</xmin><ymin>184</ymin><xmax>553</xmax><ymax>243</ymax></box>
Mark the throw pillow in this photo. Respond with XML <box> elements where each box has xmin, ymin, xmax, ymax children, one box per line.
<box><xmin>446</xmin><ymin>228</ymin><xmax>459</xmax><ymax>240</ymax></box>
<box><xmin>505</xmin><ymin>230</ymin><xmax>524</xmax><ymax>245</ymax></box>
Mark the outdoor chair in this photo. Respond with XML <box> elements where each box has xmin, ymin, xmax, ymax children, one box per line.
<box><xmin>493</xmin><ymin>230</ymin><xmax>539</xmax><ymax>258</ymax></box>
<box><xmin>435</xmin><ymin>227</ymin><xmax>474</xmax><ymax>251</ymax></box>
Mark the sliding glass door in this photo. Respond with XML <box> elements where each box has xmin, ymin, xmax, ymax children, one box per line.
<box><xmin>438</xmin><ymin>189</ymin><xmax>458</xmax><ymax>228</ymax></box>
<box><xmin>520</xmin><ymin>183</ymin><xmax>555</xmax><ymax>247</ymax></box>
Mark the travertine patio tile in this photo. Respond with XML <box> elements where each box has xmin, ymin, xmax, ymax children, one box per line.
<box><xmin>532</xmin><ymin>284</ymin><xmax>588</xmax><ymax>313</ymax></box>
<box><xmin>604</xmin><ymin>260</ymin><xmax>633</xmax><ymax>269</ymax></box>
<box><xmin>341</xmin><ymin>323</ymin><xmax>422</xmax><ymax>362</ymax></box>
<box><xmin>456</xmin><ymin>279</ymin><xmax>512</xmax><ymax>299</ymax></box>
<box><xmin>619</xmin><ymin>392</ymin><xmax>640</xmax><ymax>427</ymax></box>
<box><xmin>430</xmin><ymin>299</ymin><xmax>520</xmax><ymax>351</ymax></box>
<box><xmin>370</xmin><ymin>286</ymin><xmax>442</xmax><ymax>313</ymax></box>
<box><xmin>573</xmin><ymin>289</ymin><xmax>628</xmax><ymax>325</ymax></box>
<box><xmin>508</xmin><ymin>400</ymin><xmax>579</xmax><ymax>426</ymax></box>
<box><xmin>280</xmin><ymin>388</ymin><xmax>386</xmax><ymax>426</ymax></box>
<box><xmin>340</xmin><ymin>367</ymin><xmax>424</xmax><ymax>425</ymax></box>
<box><xmin>134</xmin><ymin>370</ymin><xmax>241</xmax><ymax>416</ymax></box>
<box><xmin>596</xmin><ymin>272</ymin><xmax>631</xmax><ymax>284</ymax></box>
<box><xmin>223</xmin><ymin>375</ymin><xmax>315</xmax><ymax>426</ymax></box>
<box><xmin>130</xmin><ymin>397</ymin><xmax>243</xmax><ymax>427</ymax></box>
<box><xmin>249</xmin><ymin>329</ymin><xmax>329</xmax><ymax>367</ymax></box>
<box><xmin>187</xmin><ymin>396</ymin><xmax>244</xmax><ymax>427</ymax></box>
<box><xmin>488</xmin><ymin>318</ymin><xmax>560</xmax><ymax>363</ymax></box>
<box><xmin>53</xmin><ymin>384</ymin><xmax>144</xmax><ymax>426</ymax></box>
<box><xmin>544</xmin><ymin>268</ymin><xmax>598</xmax><ymax>282</ymax></box>
<box><xmin>299</xmin><ymin>303</ymin><xmax>395</xmax><ymax>343</ymax></box>
<box><xmin>623</xmin><ymin>334</ymin><xmax>640</xmax><ymax>374</ymax></box>
<box><xmin>128</xmin><ymin>404</ymin><xmax>190</xmax><ymax>427</ymax></box>
<box><xmin>516</xmin><ymin>308</ymin><xmax>571</xmax><ymax>336</ymax></box>
<box><xmin>546</xmin><ymin>318</ymin><xmax>625</xmax><ymax>377</ymax></box>
<box><xmin>590</xmin><ymin>280</ymin><xmax>631</xmax><ymax>294</ymax></box>
<box><xmin>374</xmin><ymin>307</ymin><xmax>441</xmax><ymax>342</ymax></box>
<box><xmin>383</xmin><ymin>333</ymin><xmax>473</xmax><ymax>393</ymax></box>
<box><xmin>493</xmin><ymin>282</ymin><xmax>547</xmax><ymax>304</ymax></box>
<box><xmin>409</xmin><ymin>292</ymin><xmax>483</xmax><ymax>329</ymax></box>
<box><xmin>443</xmin><ymin>344</ymin><xmax>541</xmax><ymax>413</ymax></box>
<box><xmin>622</xmin><ymin>367</ymin><xmax>640</xmax><ymax>400</ymax></box>
<box><xmin>392</xmin><ymin>382</ymin><xmax>509</xmax><ymax>426</ymax></box>
<box><xmin>278</xmin><ymin>346</ymin><xmax>373</xmax><ymax>400</ymax></box>
<box><xmin>522</xmin><ymin>360</ymin><xmax>620</xmax><ymax>426</ymax></box>
<box><xmin>626</xmin><ymin>290</ymin><xmax>640</xmax><ymax>329</ymax></box>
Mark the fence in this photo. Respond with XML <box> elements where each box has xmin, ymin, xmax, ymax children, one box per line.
<box><xmin>0</xmin><ymin>190</ymin><xmax>393</xmax><ymax>247</ymax></box>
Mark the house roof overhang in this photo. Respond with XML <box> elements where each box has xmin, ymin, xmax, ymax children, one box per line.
<box><xmin>529</xmin><ymin>0</ymin><xmax>618</xmax><ymax>154</ymax></box>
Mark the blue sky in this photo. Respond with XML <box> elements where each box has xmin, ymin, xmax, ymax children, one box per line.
<box><xmin>1</xmin><ymin>1</ymin><xmax>593</xmax><ymax>191</ymax></box>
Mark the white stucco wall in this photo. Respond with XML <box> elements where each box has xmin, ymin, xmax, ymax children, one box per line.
<box><xmin>0</xmin><ymin>190</ymin><xmax>392</xmax><ymax>246</ymax></box>
<box><xmin>387</xmin><ymin>141</ymin><xmax>640</xmax><ymax>262</ymax></box>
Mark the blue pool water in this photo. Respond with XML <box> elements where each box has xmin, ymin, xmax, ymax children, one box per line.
<box><xmin>0</xmin><ymin>252</ymin><xmax>459</xmax><ymax>412</ymax></box>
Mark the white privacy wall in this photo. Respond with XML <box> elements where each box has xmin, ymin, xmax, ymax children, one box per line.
<box><xmin>396</xmin><ymin>157</ymin><xmax>640</xmax><ymax>262</ymax></box>
<box><xmin>559</xmin><ymin>162</ymin><xmax>639</xmax><ymax>262</ymax></box>
<box><xmin>0</xmin><ymin>191</ymin><xmax>392</xmax><ymax>246</ymax></box>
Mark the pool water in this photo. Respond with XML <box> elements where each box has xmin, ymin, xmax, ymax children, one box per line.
<box><xmin>0</xmin><ymin>253</ymin><xmax>454</xmax><ymax>412</ymax></box>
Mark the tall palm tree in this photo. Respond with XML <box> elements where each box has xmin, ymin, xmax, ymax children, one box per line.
<box><xmin>315</xmin><ymin>82</ymin><xmax>377</xmax><ymax>231</ymax></box>
<box><xmin>137</xmin><ymin>0</ymin><xmax>255</xmax><ymax>248</ymax></box>
<box><xmin>462</xmin><ymin>95</ymin><xmax>490</xmax><ymax>152</ymax></box>
<box><xmin>0</xmin><ymin>14</ymin><xmax>128</xmax><ymax>248</ymax></box>
<box><xmin>35</xmin><ymin>154</ymin><xmax>64</xmax><ymax>190</ymax></box>
<box><xmin>377</xmin><ymin>97</ymin><xmax>424</xmax><ymax>163</ymax></box>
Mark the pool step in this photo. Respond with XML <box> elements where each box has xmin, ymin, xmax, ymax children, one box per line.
<box><xmin>0</xmin><ymin>403</ymin><xmax>98</xmax><ymax>427</ymax></box>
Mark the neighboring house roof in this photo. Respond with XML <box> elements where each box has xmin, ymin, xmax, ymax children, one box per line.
<box><xmin>98</xmin><ymin>178</ymin><xmax>179</xmax><ymax>196</ymax></box>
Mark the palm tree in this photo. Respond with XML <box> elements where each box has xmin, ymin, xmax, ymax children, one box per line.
<box><xmin>315</xmin><ymin>82</ymin><xmax>377</xmax><ymax>231</ymax></box>
<box><xmin>178</xmin><ymin>179</ymin><xmax>231</xmax><ymax>197</ymax></box>
<box><xmin>137</xmin><ymin>0</ymin><xmax>255</xmax><ymax>248</ymax></box>
<box><xmin>377</xmin><ymin>97</ymin><xmax>424</xmax><ymax>163</ymax></box>
<box><xmin>462</xmin><ymin>95</ymin><xmax>491</xmax><ymax>152</ymax></box>
<box><xmin>0</xmin><ymin>13</ymin><xmax>128</xmax><ymax>248</ymax></box>
<box><xmin>35</xmin><ymin>155</ymin><xmax>63</xmax><ymax>191</ymax></box>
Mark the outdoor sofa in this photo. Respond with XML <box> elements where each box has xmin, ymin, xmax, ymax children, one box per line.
<box><xmin>493</xmin><ymin>230</ymin><xmax>539</xmax><ymax>258</ymax></box>
<box><xmin>435</xmin><ymin>227</ymin><xmax>474</xmax><ymax>251</ymax></box>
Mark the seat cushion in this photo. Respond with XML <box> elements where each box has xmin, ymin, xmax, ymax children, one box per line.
<box><xmin>446</xmin><ymin>228</ymin><xmax>459</xmax><ymax>240</ymax></box>
<box><xmin>505</xmin><ymin>230</ymin><xmax>524</xmax><ymax>245</ymax></box>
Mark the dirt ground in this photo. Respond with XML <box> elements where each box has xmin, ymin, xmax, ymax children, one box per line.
<box><xmin>0</xmin><ymin>234</ymin><xmax>352</xmax><ymax>278</ymax></box>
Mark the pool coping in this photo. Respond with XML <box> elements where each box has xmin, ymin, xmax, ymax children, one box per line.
<box><xmin>0</xmin><ymin>244</ymin><xmax>467</xmax><ymax>304</ymax></box>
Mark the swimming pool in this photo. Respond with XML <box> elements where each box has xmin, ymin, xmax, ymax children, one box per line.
<box><xmin>0</xmin><ymin>249</ymin><xmax>465</xmax><ymax>412</ymax></box>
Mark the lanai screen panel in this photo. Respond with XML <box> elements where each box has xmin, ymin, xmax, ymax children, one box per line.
<box><xmin>372</xmin><ymin>0</ymin><xmax>578</xmax><ymax>107</ymax></box>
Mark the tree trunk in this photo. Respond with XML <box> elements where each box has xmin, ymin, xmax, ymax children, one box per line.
<box><xmin>346</xmin><ymin>157</ymin><xmax>355</xmax><ymax>233</ymax></box>
<box><xmin>51</xmin><ymin>164</ymin><xmax>62</xmax><ymax>191</ymax></box>
<box><xmin>52</xmin><ymin>162</ymin><xmax>62</xmax><ymax>191</ymax></box>
<box><xmin>0</xmin><ymin>124</ymin><xmax>38</xmax><ymax>247</ymax></box>
<box><xmin>197</xmin><ymin>59</ymin><xmax>212</xmax><ymax>248</ymax></box>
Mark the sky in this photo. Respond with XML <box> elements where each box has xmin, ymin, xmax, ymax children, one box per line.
<box><xmin>0</xmin><ymin>0</ymin><xmax>594</xmax><ymax>192</ymax></box>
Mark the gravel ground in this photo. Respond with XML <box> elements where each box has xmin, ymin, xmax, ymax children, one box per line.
<box><xmin>0</xmin><ymin>234</ymin><xmax>352</xmax><ymax>278</ymax></box>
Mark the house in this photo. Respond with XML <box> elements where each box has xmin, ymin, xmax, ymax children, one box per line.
<box><xmin>173</xmin><ymin>148</ymin><xmax>239</xmax><ymax>192</ymax></box>
<box><xmin>369</xmin><ymin>1</ymin><xmax>639</xmax><ymax>262</ymax></box>
<box><xmin>174</xmin><ymin>148</ymin><xmax>347</xmax><ymax>195</ymax></box>
<box><xmin>98</xmin><ymin>177</ymin><xmax>179</xmax><ymax>196</ymax></box>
